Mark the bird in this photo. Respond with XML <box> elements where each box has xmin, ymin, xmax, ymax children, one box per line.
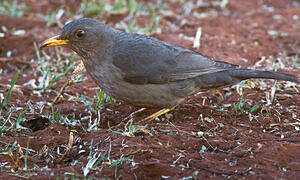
<box><xmin>40</xmin><ymin>18</ymin><xmax>299</xmax><ymax>123</ymax></box>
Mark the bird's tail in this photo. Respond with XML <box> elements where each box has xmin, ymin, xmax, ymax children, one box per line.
<box><xmin>194</xmin><ymin>69</ymin><xmax>299</xmax><ymax>91</ymax></box>
<box><xmin>230</xmin><ymin>69</ymin><xmax>299</xmax><ymax>83</ymax></box>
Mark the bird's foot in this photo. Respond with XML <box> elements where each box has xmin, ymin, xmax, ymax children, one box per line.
<box><xmin>109</xmin><ymin>108</ymin><xmax>148</xmax><ymax>130</ymax></box>
<box><xmin>109</xmin><ymin>107</ymin><xmax>175</xmax><ymax>132</ymax></box>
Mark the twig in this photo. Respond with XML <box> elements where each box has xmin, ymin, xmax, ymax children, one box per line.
<box><xmin>52</xmin><ymin>80</ymin><xmax>73</xmax><ymax>104</ymax></box>
<box><xmin>6</xmin><ymin>150</ymin><xmax>19</xmax><ymax>171</ymax></box>
<box><xmin>52</xmin><ymin>61</ymin><xmax>85</xmax><ymax>105</ymax></box>
<box><xmin>270</xmin><ymin>122</ymin><xmax>300</xmax><ymax>127</ymax></box>
<box><xmin>59</xmin><ymin>132</ymin><xmax>74</xmax><ymax>162</ymax></box>
<box><xmin>193</xmin><ymin>27</ymin><xmax>202</xmax><ymax>49</ymax></box>
<box><xmin>125</xmin><ymin>149</ymin><xmax>151</xmax><ymax>157</ymax></box>
<box><xmin>197</xmin><ymin>164</ymin><xmax>252</xmax><ymax>175</ymax></box>
<box><xmin>0</xmin><ymin>141</ymin><xmax>36</xmax><ymax>153</ymax></box>
<box><xmin>252</xmin><ymin>139</ymin><xmax>300</xmax><ymax>143</ymax></box>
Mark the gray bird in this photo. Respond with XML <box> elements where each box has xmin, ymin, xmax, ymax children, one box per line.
<box><xmin>41</xmin><ymin>18</ymin><xmax>299</xmax><ymax>121</ymax></box>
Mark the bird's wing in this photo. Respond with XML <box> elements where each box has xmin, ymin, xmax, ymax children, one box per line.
<box><xmin>112</xmin><ymin>33</ymin><xmax>237</xmax><ymax>84</ymax></box>
<box><xmin>167</xmin><ymin>52</ymin><xmax>239</xmax><ymax>81</ymax></box>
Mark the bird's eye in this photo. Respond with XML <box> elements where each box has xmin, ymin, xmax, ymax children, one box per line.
<box><xmin>75</xmin><ymin>30</ymin><xmax>85</xmax><ymax>39</ymax></box>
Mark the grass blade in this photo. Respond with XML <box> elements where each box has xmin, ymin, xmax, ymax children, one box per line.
<box><xmin>109</xmin><ymin>155</ymin><xmax>132</xmax><ymax>168</ymax></box>
<box><xmin>3</xmin><ymin>70</ymin><xmax>20</xmax><ymax>105</ymax></box>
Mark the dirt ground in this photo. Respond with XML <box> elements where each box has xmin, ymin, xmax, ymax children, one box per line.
<box><xmin>0</xmin><ymin>0</ymin><xmax>299</xmax><ymax>179</ymax></box>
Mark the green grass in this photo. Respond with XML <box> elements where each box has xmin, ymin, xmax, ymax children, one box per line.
<box><xmin>95</xmin><ymin>89</ymin><xmax>116</xmax><ymax>109</ymax></box>
<box><xmin>108</xmin><ymin>155</ymin><xmax>132</xmax><ymax>168</ymax></box>
<box><xmin>40</xmin><ymin>7</ymin><xmax>64</xmax><ymax>26</ymax></box>
<box><xmin>0</xmin><ymin>0</ymin><xmax>29</xmax><ymax>17</ymax></box>
<box><xmin>292</xmin><ymin>53</ymin><xmax>299</xmax><ymax>69</ymax></box>
<box><xmin>77</xmin><ymin>0</ymin><xmax>105</xmax><ymax>17</ymax></box>
<box><xmin>0</xmin><ymin>70</ymin><xmax>25</xmax><ymax>134</ymax></box>
<box><xmin>212</xmin><ymin>0</ymin><xmax>229</xmax><ymax>9</ymax></box>
<box><xmin>75</xmin><ymin>0</ymin><xmax>138</xmax><ymax>18</ymax></box>
<box><xmin>0</xmin><ymin>108</ymin><xmax>13</xmax><ymax>134</ymax></box>
<box><xmin>233</xmin><ymin>95</ymin><xmax>244</xmax><ymax>113</ymax></box>
<box><xmin>114</xmin><ymin>3</ymin><xmax>161</xmax><ymax>35</ymax></box>
<box><xmin>3</xmin><ymin>70</ymin><xmax>19</xmax><ymax>106</ymax></box>
<box><xmin>31</xmin><ymin>43</ymin><xmax>77</xmax><ymax>94</ymax></box>
<box><xmin>24</xmin><ymin>138</ymin><xmax>30</xmax><ymax>170</ymax></box>
<box><xmin>110</xmin><ymin>120</ymin><xmax>149</xmax><ymax>137</ymax></box>
<box><xmin>0</xmin><ymin>141</ymin><xmax>17</xmax><ymax>152</ymax></box>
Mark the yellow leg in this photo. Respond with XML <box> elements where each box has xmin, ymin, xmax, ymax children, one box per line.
<box><xmin>110</xmin><ymin>108</ymin><xmax>147</xmax><ymax>129</ymax></box>
<box><xmin>124</xmin><ymin>108</ymin><xmax>146</xmax><ymax>129</ymax></box>
<box><xmin>110</xmin><ymin>107</ymin><xmax>176</xmax><ymax>130</ymax></box>
<box><xmin>139</xmin><ymin>107</ymin><xmax>174</xmax><ymax>124</ymax></box>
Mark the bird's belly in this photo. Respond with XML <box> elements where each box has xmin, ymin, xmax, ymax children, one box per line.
<box><xmin>112</xmin><ymin>82</ymin><xmax>179</xmax><ymax>108</ymax></box>
<box><xmin>87</xmin><ymin>62</ymin><xmax>180</xmax><ymax>108</ymax></box>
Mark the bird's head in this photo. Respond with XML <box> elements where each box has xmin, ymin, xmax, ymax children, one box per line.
<box><xmin>40</xmin><ymin>18</ymin><xmax>113</xmax><ymax>58</ymax></box>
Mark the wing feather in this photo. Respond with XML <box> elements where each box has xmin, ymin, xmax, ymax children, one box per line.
<box><xmin>112</xmin><ymin>32</ymin><xmax>236</xmax><ymax>84</ymax></box>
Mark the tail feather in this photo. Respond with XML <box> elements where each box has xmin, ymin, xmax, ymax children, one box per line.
<box><xmin>230</xmin><ymin>69</ymin><xmax>299</xmax><ymax>83</ymax></box>
<box><xmin>194</xmin><ymin>69</ymin><xmax>298</xmax><ymax>90</ymax></box>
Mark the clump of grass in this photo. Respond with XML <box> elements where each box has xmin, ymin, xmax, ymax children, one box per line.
<box><xmin>28</xmin><ymin>43</ymin><xmax>76</xmax><ymax>94</ymax></box>
<box><xmin>108</xmin><ymin>155</ymin><xmax>133</xmax><ymax>168</ymax></box>
<box><xmin>40</xmin><ymin>7</ymin><xmax>65</xmax><ymax>26</ymax></box>
<box><xmin>0</xmin><ymin>0</ymin><xmax>29</xmax><ymax>17</ymax></box>
<box><xmin>76</xmin><ymin>0</ymin><xmax>136</xmax><ymax>18</ymax></box>
<box><xmin>0</xmin><ymin>108</ymin><xmax>13</xmax><ymax>134</ymax></box>
<box><xmin>212</xmin><ymin>0</ymin><xmax>229</xmax><ymax>10</ymax></box>
<box><xmin>0</xmin><ymin>70</ymin><xmax>27</xmax><ymax>134</ymax></box>
<box><xmin>291</xmin><ymin>53</ymin><xmax>299</xmax><ymax>69</ymax></box>
<box><xmin>112</xmin><ymin>0</ymin><xmax>127</xmax><ymax>11</ymax></box>
<box><xmin>95</xmin><ymin>89</ymin><xmax>116</xmax><ymax>109</ymax></box>
<box><xmin>0</xmin><ymin>141</ymin><xmax>17</xmax><ymax>153</ymax></box>
<box><xmin>77</xmin><ymin>0</ymin><xmax>105</xmax><ymax>17</ymax></box>
<box><xmin>2</xmin><ymin>70</ymin><xmax>19</xmax><ymax>106</ymax></box>
<box><xmin>116</xmin><ymin>4</ymin><xmax>161</xmax><ymax>35</ymax></box>
<box><xmin>82</xmin><ymin>137</ymin><xmax>132</xmax><ymax>176</ymax></box>
<box><xmin>233</xmin><ymin>95</ymin><xmax>245</xmax><ymax>113</ymax></box>
<box><xmin>82</xmin><ymin>139</ymin><xmax>106</xmax><ymax>176</ymax></box>
<box><xmin>110</xmin><ymin>119</ymin><xmax>149</xmax><ymax>137</ymax></box>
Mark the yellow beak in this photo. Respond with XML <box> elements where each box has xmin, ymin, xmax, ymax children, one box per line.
<box><xmin>40</xmin><ymin>35</ymin><xmax>69</xmax><ymax>49</ymax></box>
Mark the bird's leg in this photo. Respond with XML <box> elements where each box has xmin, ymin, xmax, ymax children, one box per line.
<box><xmin>52</xmin><ymin>61</ymin><xmax>85</xmax><ymax>105</ymax></box>
<box><xmin>124</xmin><ymin>108</ymin><xmax>147</xmax><ymax>129</ymax></box>
<box><xmin>110</xmin><ymin>108</ymin><xmax>150</xmax><ymax>129</ymax></box>
<box><xmin>138</xmin><ymin>107</ymin><xmax>175</xmax><ymax>124</ymax></box>
<box><xmin>110</xmin><ymin>107</ymin><xmax>176</xmax><ymax>130</ymax></box>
